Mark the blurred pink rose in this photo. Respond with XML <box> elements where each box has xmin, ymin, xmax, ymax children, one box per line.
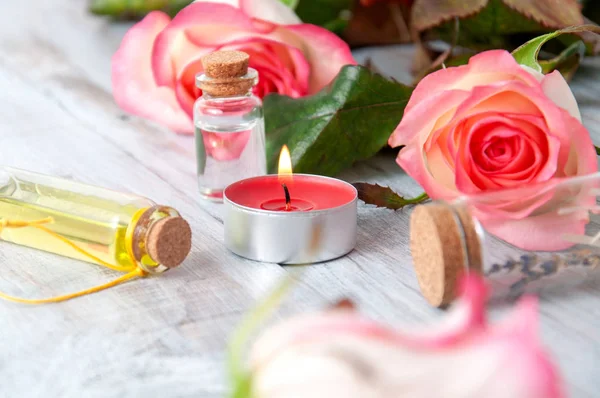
<box><xmin>112</xmin><ymin>0</ymin><xmax>356</xmax><ymax>134</ymax></box>
<box><xmin>389</xmin><ymin>50</ymin><xmax>597</xmax><ymax>251</ymax></box>
<box><xmin>249</xmin><ymin>275</ymin><xmax>564</xmax><ymax>398</ymax></box>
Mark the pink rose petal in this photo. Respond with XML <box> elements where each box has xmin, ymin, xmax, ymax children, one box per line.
<box><xmin>217</xmin><ymin>37</ymin><xmax>310</xmax><ymax>96</ymax></box>
<box><xmin>559</xmin><ymin>110</ymin><xmax>597</xmax><ymax>176</ymax></box>
<box><xmin>239</xmin><ymin>0</ymin><xmax>302</xmax><ymax>24</ymax></box>
<box><xmin>151</xmin><ymin>3</ymin><xmax>260</xmax><ymax>87</ymax></box>
<box><xmin>112</xmin><ymin>11</ymin><xmax>193</xmax><ymax>133</ymax></box>
<box><xmin>390</xmin><ymin>90</ymin><xmax>470</xmax><ymax>148</ymax></box>
<box><xmin>541</xmin><ymin>71</ymin><xmax>582</xmax><ymax>121</ymax></box>
<box><xmin>281</xmin><ymin>24</ymin><xmax>357</xmax><ymax>93</ymax></box>
<box><xmin>406</xmin><ymin>50</ymin><xmax>540</xmax><ymax>115</ymax></box>
<box><xmin>200</xmin><ymin>0</ymin><xmax>303</xmax><ymax>24</ymax></box>
<box><xmin>250</xmin><ymin>275</ymin><xmax>565</xmax><ymax>398</ymax></box>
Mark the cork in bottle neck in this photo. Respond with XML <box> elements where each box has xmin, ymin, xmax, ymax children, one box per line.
<box><xmin>409</xmin><ymin>203</ymin><xmax>484</xmax><ymax>308</ymax></box>
<box><xmin>146</xmin><ymin>216</ymin><xmax>192</xmax><ymax>269</ymax></box>
<box><xmin>131</xmin><ymin>206</ymin><xmax>192</xmax><ymax>272</ymax></box>
<box><xmin>197</xmin><ymin>50</ymin><xmax>258</xmax><ymax>97</ymax></box>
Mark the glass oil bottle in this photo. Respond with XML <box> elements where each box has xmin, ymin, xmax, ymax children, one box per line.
<box><xmin>409</xmin><ymin>173</ymin><xmax>600</xmax><ymax>307</ymax></box>
<box><xmin>0</xmin><ymin>166</ymin><xmax>192</xmax><ymax>302</ymax></box>
<box><xmin>194</xmin><ymin>50</ymin><xmax>266</xmax><ymax>201</ymax></box>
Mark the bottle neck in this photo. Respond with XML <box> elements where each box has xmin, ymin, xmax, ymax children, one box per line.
<box><xmin>201</xmin><ymin>90</ymin><xmax>254</xmax><ymax>101</ymax></box>
<box><xmin>127</xmin><ymin>206</ymin><xmax>185</xmax><ymax>274</ymax></box>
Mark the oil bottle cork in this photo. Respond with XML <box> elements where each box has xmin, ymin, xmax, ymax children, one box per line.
<box><xmin>198</xmin><ymin>50</ymin><xmax>257</xmax><ymax>97</ymax></box>
<box><xmin>146</xmin><ymin>216</ymin><xmax>192</xmax><ymax>268</ymax></box>
<box><xmin>409</xmin><ymin>203</ymin><xmax>483</xmax><ymax>307</ymax></box>
<box><xmin>126</xmin><ymin>205</ymin><xmax>192</xmax><ymax>270</ymax></box>
<box><xmin>203</xmin><ymin>51</ymin><xmax>249</xmax><ymax>79</ymax></box>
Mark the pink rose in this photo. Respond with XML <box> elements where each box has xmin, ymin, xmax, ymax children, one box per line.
<box><xmin>248</xmin><ymin>275</ymin><xmax>564</xmax><ymax>398</ymax></box>
<box><xmin>112</xmin><ymin>0</ymin><xmax>356</xmax><ymax>134</ymax></box>
<box><xmin>389</xmin><ymin>50</ymin><xmax>598</xmax><ymax>250</ymax></box>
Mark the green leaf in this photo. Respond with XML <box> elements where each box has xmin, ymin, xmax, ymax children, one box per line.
<box><xmin>539</xmin><ymin>40</ymin><xmax>586</xmax><ymax>80</ymax></box>
<box><xmin>227</xmin><ymin>222</ymin><xmax>324</xmax><ymax>398</ymax></box>
<box><xmin>353</xmin><ymin>183</ymin><xmax>429</xmax><ymax>210</ymax></box>
<box><xmin>264</xmin><ymin>66</ymin><xmax>413</xmax><ymax>177</ymax></box>
<box><xmin>411</xmin><ymin>0</ymin><xmax>488</xmax><ymax>33</ymax></box>
<box><xmin>413</xmin><ymin>0</ymin><xmax>583</xmax><ymax>33</ymax></box>
<box><xmin>230</xmin><ymin>375</ymin><xmax>253</xmax><ymax>398</ymax></box>
<box><xmin>228</xmin><ymin>276</ymin><xmax>296</xmax><ymax>398</ymax></box>
<box><xmin>427</xmin><ymin>0</ymin><xmax>552</xmax><ymax>50</ymax></box>
<box><xmin>89</xmin><ymin>0</ymin><xmax>192</xmax><ymax>18</ymax></box>
<box><xmin>279</xmin><ymin>0</ymin><xmax>299</xmax><ymax>9</ymax></box>
<box><xmin>413</xmin><ymin>0</ymin><xmax>586</xmax><ymax>51</ymax></box>
<box><xmin>294</xmin><ymin>0</ymin><xmax>353</xmax><ymax>33</ymax></box>
<box><xmin>502</xmin><ymin>0</ymin><xmax>584</xmax><ymax>28</ymax></box>
<box><xmin>512</xmin><ymin>24</ymin><xmax>600</xmax><ymax>72</ymax></box>
<box><xmin>558</xmin><ymin>29</ymin><xmax>600</xmax><ymax>56</ymax></box>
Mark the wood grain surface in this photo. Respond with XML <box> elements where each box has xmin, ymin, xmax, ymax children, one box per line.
<box><xmin>1</xmin><ymin>1</ymin><xmax>599</xmax><ymax>397</ymax></box>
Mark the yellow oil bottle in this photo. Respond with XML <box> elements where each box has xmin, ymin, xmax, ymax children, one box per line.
<box><xmin>0</xmin><ymin>166</ymin><xmax>192</xmax><ymax>303</ymax></box>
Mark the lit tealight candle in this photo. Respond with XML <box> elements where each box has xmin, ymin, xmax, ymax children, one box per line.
<box><xmin>259</xmin><ymin>145</ymin><xmax>314</xmax><ymax>212</ymax></box>
<box><xmin>223</xmin><ymin>146</ymin><xmax>357</xmax><ymax>264</ymax></box>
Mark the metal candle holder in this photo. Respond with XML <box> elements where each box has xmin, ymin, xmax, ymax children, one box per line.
<box><xmin>223</xmin><ymin>174</ymin><xmax>358</xmax><ymax>264</ymax></box>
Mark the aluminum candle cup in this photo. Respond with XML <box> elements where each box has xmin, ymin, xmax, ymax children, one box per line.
<box><xmin>223</xmin><ymin>174</ymin><xmax>358</xmax><ymax>264</ymax></box>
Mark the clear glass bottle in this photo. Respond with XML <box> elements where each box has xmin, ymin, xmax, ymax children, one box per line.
<box><xmin>194</xmin><ymin>51</ymin><xmax>266</xmax><ymax>201</ymax></box>
<box><xmin>0</xmin><ymin>166</ymin><xmax>192</xmax><ymax>274</ymax></box>
<box><xmin>409</xmin><ymin>172</ymin><xmax>600</xmax><ymax>307</ymax></box>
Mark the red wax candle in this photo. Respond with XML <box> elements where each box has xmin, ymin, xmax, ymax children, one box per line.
<box><xmin>224</xmin><ymin>174</ymin><xmax>357</xmax><ymax>212</ymax></box>
<box><xmin>223</xmin><ymin>173</ymin><xmax>358</xmax><ymax>263</ymax></box>
<box><xmin>222</xmin><ymin>145</ymin><xmax>358</xmax><ymax>264</ymax></box>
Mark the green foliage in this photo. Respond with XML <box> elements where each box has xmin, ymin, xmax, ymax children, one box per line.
<box><xmin>424</xmin><ymin>0</ymin><xmax>560</xmax><ymax>50</ymax></box>
<box><xmin>410</xmin><ymin>0</ymin><xmax>600</xmax><ymax>66</ymax></box>
<box><xmin>539</xmin><ymin>40</ymin><xmax>586</xmax><ymax>80</ymax></box>
<box><xmin>279</xmin><ymin>0</ymin><xmax>299</xmax><ymax>8</ymax></box>
<box><xmin>413</xmin><ymin>0</ymin><xmax>583</xmax><ymax>34</ymax></box>
<box><xmin>89</xmin><ymin>0</ymin><xmax>299</xmax><ymax>19</ymax></box>
<box><xmin>89</xmin><ymin>0</ymin><xmax>192</xmax><ymax>18</ymax></box>
<box><xmin>353</xmin><ymin>183</ymin><xmax>428</xmax><ymax>210</ymax></box>
<box><xmin>264</xmin><ymin>66</ymin><xmax>413</xmax><ymax>177</ymax></box>
<box><xmin>294</xmin><ymin>0</ymin><xmax>353</xmax><ymax>33</ymax></box>
<box><xmin>228</xmin><ymin>276</ymin><xmax>296</xmax><ymax>398</ymax></box>
<box><xmin>512</xmin><ymin>25</ymin><xmax>600</xmax><ymax>72</ymax></box>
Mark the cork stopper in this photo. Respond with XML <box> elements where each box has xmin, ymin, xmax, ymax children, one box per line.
<box><xmin>197</xmin><ymin>51</ymin><xmax>257</xmax><ymax>97</ymax></box>
<box><xmin>146</xmin><ymin>216</ymin><xmax>192</xmax><ymax>268</ymax></box>
<box><xmin>202</xmin><ymin>51</ymin><xmax>249</xmax><ymax>78</ymax></box>
<box><xmin>409</xmin><ymin>203</ymin><xmax>483</xmax><ymax>308</ymax></box>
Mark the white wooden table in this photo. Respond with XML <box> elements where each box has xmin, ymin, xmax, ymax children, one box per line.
<box><xmin>1</xmin><ymin>1</ymin><xmax>599</xmax><ymax>397</ymax></box>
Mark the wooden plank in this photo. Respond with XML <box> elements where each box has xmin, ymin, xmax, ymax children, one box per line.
<box><xmin>0</xmin><ymin>1</ymin><xmax>599</xmax><ymax>396</ymax></box>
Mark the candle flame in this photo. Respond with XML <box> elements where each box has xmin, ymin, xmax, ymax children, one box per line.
<box><xmin>278</xmin><ymin>145</ymin><xmax>293</xmax><ymax>183</ymax></box>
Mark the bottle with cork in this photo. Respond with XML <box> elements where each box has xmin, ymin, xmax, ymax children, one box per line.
<box><xmin>409</xmin><ymin>173</ymin><xmax>600</xmax><ymax>307</ymax></box>
<box><xmin>194</xmin><ymin>50</ymin><xmax>266</xmax><ymax>201</ymax></box>
<box><xmin>0</xmin><ymin>166</ymin><xmax>192</xmax><ymax>304</ymax></box>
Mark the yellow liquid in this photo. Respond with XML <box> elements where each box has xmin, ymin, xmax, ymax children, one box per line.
<box><xmin>0</xmin><ymin>173</ymin><xmax>153</xmax><ymax>270</ymax></box>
